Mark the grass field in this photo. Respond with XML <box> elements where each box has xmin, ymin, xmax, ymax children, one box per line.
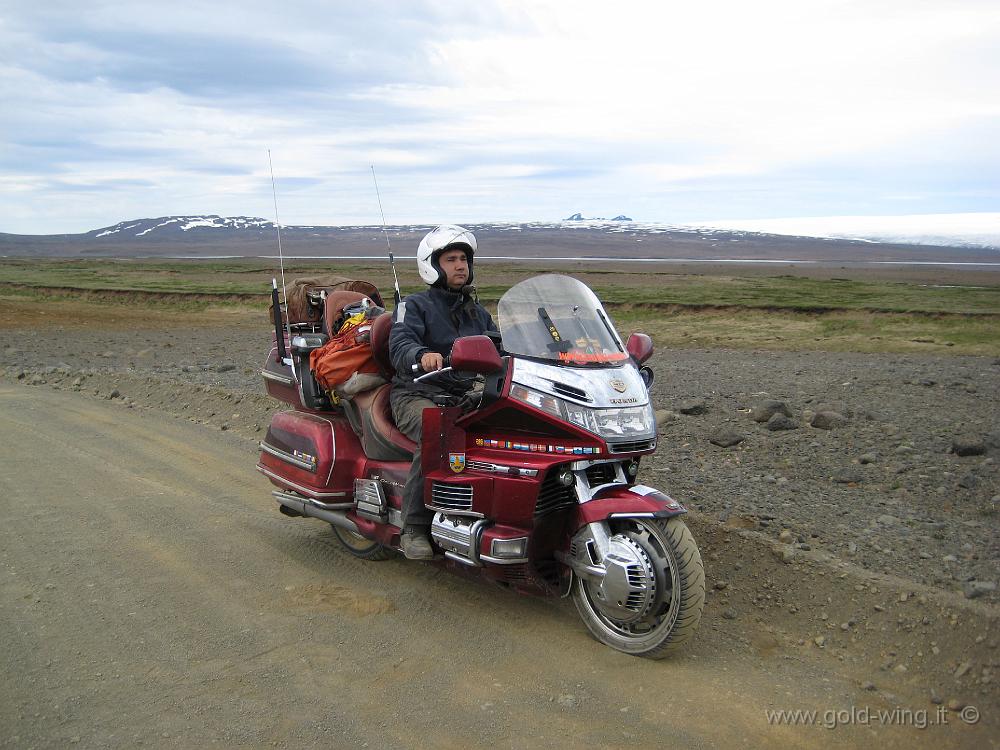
<box><xmin>2</xmin><ymin>258</ymin><xmax>999</xmax><ymax>355</ymax></box>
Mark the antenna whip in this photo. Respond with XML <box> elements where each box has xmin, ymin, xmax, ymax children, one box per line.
<box><xmin>371</xmin><ymin>164</ymin><xmax>402</xmax><ymax>306</ymax></box>
<box><xmin>268</xmin><ymin>149</ymin><xmax>292</xmax><ymax>365</ymax></box>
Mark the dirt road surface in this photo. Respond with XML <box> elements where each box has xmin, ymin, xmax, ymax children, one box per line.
<box><xmin>0</xmin><ymin>385</ymin><xmax>991</xmax><ymax>749</ymax></box>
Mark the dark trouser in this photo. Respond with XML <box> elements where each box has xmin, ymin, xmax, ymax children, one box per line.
<box><xmin>390</xmin><ymin>389</ymin><xmax>437</xmax><ymax>531</ymax></box>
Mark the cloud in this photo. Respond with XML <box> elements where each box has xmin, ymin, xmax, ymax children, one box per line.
<box><xmin>0</xmin><ymin>0</ymin><xmax>998</xmax><ymax>232</ymax></box>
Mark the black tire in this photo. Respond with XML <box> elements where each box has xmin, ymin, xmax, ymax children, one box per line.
<box><xmin>571</xmin><ymin>517</ymin><xmax>704</xmax><ymax>658</ymax></box>
<box><xmin>331</xmin><ymin>525</ymin><xmax>395</xmax><ymax>561</ymax></box>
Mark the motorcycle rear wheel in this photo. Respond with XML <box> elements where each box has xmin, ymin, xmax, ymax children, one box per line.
<box><xmin>572</xmin><ymin>517</ymin><xmax>704</xmax><ymax>658</ymax></box>
<box><xmin>331</xmin><ymin>525</ymin><xmax>394</xmax><ymax>561</ymax></box>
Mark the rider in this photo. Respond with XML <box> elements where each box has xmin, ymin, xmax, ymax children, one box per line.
<box><xmin>389</xmin><ymin>225</ymin><xmax>498</xmax><ymax>559</ymax></box>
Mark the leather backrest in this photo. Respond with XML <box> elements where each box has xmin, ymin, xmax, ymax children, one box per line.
<box><xmin>370</xmin><ymin>312</ymin><xmax>395</xmax><ymax>380</ymax></box>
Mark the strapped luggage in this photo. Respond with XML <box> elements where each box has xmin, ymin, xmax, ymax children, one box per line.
<box><xmin>309</xmin><ymin>298</ymin><xmax>387</xmax><ymax>402</ymax></box>
<box><xmin>271</xmin><ymin>276</ymin><xmax>385</xmax><ymax>326</ymax></box>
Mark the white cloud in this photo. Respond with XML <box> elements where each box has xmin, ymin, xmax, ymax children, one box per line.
<box><xmin>0</xmin><ymin>0</ymin><xmax>998</xmax><ymax>232</ymax></box>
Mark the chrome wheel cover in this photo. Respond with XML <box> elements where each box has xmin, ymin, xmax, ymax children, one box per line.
<box><xmin>580</xmin><ymin>520</ymin><xmax>681</xmax><ymax>637</ymax></box>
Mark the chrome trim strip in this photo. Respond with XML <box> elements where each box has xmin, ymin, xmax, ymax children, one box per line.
<box><xmin>261</xmin><ymin>369</ymin><xmax>295</xmax><ymax>386</ymax></box>
<box><xmin>309</xmin><ymin>499</ymin><xmax>354</xmax><ymax>511</ymax></box>
<box><xmin>479</xmin><ymin>554</ymin><xmax>530</xmax><ymax>565</ymax></box>
<box><xmin>260</xmin><ymin>441</ymin><xmax>316</xmax><ymax>471</ymax></box>
<box><xmin>444</xmin><ymin>550</ymin><xmax>479</xmax><ymax>567</ymax></box>
<box><xmin>466</xmin><ymin>460</ymin><xmax>539</xmax><ymax>477</ymax></box>
<box><xmin>609</xmin><ymin>509</ymin><xmax>687</xmax><ymax>518</ymax></box>
<box><xmin>300</xmin><ymin>413</ymin><xmax>339</xmax><ymax>487</ymax></box>
<box><xmin>425</xmin><ymin>506</ymin><xmax>484</xmax><ymax>519</ymax></box>
<box><xmin>256</xmin><ymin>465</ymin><xmax>347</xmax><ymax>499</ymax></box>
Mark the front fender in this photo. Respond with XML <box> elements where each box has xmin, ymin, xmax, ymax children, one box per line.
<box><xmin>572</xmin><ymin>484</ymin><xmax>687</xmax><ymax>528</ymax></box>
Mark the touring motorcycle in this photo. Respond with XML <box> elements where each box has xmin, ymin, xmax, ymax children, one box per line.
<box><xmin>258</xmin><ymin>274</ymin><xmax>704</xmax><ymax>657</ymax></box>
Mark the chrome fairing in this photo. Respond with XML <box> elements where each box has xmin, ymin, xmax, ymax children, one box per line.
<box><xmin>510</xmin><ymin>358</ymin><xmax>648</xmax><ymax>408</ymax></box>
<box><xmin>509</xmin><ymin>359</ymin><xmax>657</xmax><ymax>447</ymax></box>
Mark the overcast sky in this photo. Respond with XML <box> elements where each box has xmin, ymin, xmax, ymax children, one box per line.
<box><xmin>2</xmin><ymin>0</ymin><xmax>998</xmax><ymax>234</ymax></box>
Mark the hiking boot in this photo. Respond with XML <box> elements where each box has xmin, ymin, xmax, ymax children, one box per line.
<box><xmin>400</xmin><ymin>529</ymin><xmax>434</xmax><ymax>560</ymax></box>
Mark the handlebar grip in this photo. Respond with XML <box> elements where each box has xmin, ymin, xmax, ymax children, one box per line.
<box><xmin>411</xmin><ymin>355</ymin><xmax>451</xmax><ymax>374</ymax></box>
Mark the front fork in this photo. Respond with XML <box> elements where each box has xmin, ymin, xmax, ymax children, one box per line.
<box><xmin>556</xmin><ymin>521</ymin><xmax>613</xmax><ymax>584</ymax></box>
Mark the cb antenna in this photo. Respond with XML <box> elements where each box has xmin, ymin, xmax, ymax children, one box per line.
<box><xmin>268</xmin><ymin>149</ymin><xmax>292</xmax><ymax>366</ymax></box>
<box><xmin>371</xmin><ymin>164</ymin><xmax>402</xmax><ymax>306</ymax></box>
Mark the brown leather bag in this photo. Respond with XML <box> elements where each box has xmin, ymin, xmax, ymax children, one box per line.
<box><xmin>270</xmin><ymin>276</ymin><xmax>385</xmax><ymax>325</ymax></box>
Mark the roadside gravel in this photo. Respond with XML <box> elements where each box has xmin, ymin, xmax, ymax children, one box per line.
<box><xmin>3</xmin><ymin>323</ymin><xmax>996</xmax><ymax>603</ymax></box>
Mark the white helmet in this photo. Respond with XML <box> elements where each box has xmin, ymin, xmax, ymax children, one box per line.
<box><xmin>416</xmin><ymin>224</ymin><xmax>477</xmax><ymax>286</ymax></box>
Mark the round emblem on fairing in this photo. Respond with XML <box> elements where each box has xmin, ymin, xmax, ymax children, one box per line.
<box><xmin>609</xmin><ymin>379</ymin><xmax>627</xmax><ymax>393</ymax></box>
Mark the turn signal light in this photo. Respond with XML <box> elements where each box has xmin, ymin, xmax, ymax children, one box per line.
<box><xmin>491</xmin><ymin>537</ymin><xmax>529</xmax><ymax>559</ymax></box>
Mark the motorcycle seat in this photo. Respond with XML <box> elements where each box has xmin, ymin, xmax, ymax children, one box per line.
<box><xmin>354</xmin><ymin>383</ymin><xmax>415</xmax><ymax>461</ymax></box>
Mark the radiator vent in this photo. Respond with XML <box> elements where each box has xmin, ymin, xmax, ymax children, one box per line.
<box><xmin>429</xmin><ymin>482</ymin><xmax>475</xmax><ymax>515</ymax></box>
<box><xmin>609</xmin><ymin>439</ymin><xmax>656</xmax><ymax>454</ymax></box>
<box><xmin>584</xmin><ymin>462</ymin><xmax>618</xmax><ymax>487</ymax></box>
<box><xmin>550</xmin><ymin>381</ymin><xmax>591</xmax><ymax>402</ymax></box>
<box><xmin>535</xmin><ymin>469</ymin><xmax>576</xmax><ymax>518</ymax></box>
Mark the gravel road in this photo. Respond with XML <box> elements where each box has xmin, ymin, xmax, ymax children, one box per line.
<box><xmin>0</xmin><ymin>385</ymin><xmax>935</xmax><ymax>749</ymax></box>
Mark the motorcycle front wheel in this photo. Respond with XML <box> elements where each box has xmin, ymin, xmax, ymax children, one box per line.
<box><xmin>571</xmin><ymin>517</ymin><xmax>705</xmax><ymax>658</ymax></box>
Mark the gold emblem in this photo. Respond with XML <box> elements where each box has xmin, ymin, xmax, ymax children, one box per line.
<box><xmin>609</xmin><ymin>379</ymin><xmax>627</xmax><ymax>393</ymax></box>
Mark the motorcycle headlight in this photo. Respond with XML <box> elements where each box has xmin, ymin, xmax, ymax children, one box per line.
<box><xmin>510</xmin><ymin>384</ymin><xmax>656</xmax><ymax>441</ymax></box>
<box><xmin>592</xmin><ymin>404</ymin><xmax>656</xmax><ymax>438</ymax></box>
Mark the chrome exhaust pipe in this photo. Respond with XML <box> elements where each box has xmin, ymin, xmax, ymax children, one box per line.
<box><xmin>272</xmin><ymin>490</ymin><xmax>360</xmax><ymax>534</ymax></box>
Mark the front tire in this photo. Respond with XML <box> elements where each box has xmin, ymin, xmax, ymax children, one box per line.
<box><xmin>331</xmin><ymin>525</ymin><xmax>394</xmax><ymax>561</ymax></box>
<box><xmin>571</xmin><ymin>517</ymin><xmax>704</xmax><ymax>658</ymax></box>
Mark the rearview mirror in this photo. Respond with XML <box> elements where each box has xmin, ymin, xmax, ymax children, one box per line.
<box><xmin>626</xmin><ymin>332</ymin><xmax>654</xmax><ymax>365</ymax></box>
<box><xmin>451</xmin><ymin>335</ymin><xmax>504</xmax><ymax>374</ymax></box>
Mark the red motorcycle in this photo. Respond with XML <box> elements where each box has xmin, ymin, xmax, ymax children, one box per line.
<box><xmin>258</xmin><ymin>274</ymin><xmax>704</xmax><ymax>657</ymax></box>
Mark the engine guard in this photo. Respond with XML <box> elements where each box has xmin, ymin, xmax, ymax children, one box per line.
<box><xmin>572</xmin><ymin>484</ymin><xmax>687</xmax><ymax>528</ymax></box>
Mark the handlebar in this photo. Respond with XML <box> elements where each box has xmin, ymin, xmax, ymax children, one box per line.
<box><xmin>414</xmin><ymin>366</ymin><xmax>454</xmax><ymax>383</ymax></box>
<box><xmin>412</xmin><ymin>356</ymin><xmax>453</xmax><ymax>383</ymax></box>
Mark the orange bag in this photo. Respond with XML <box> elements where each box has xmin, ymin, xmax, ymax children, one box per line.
<box><xmin>309</xmin><ymin>313</ymin><xmax>381</xmax><ymax>394</ymax></box>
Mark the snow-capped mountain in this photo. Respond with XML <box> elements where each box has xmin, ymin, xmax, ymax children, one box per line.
<box><xmin>2</xmin><ymin>213</ymin><xmax>997</xmax><ymax>260</ymax></box>
<box><xmin>695</xmin><ymin>213</ymin><xmax>1000</xmax><ymax>252</ymax></box>
<box><xmin>564</xmin><ymin>213</ymin><xmax>632</xmax><ymax>222</ymax></box>
<box><xmin>88</xmin><ymin>215</ymin><xmax>278</xmax><ymax>238</ymax></box>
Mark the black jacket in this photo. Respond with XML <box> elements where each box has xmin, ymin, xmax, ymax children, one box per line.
<box><xmin>389</xmin><ymin>286</ymin><xmax>498</xmax><ymax>397</ymax></box>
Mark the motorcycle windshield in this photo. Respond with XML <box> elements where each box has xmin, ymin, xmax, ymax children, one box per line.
<box><xmin>497</xmin><ymin>275</ymin><xmax>628</xmax><ymax>365</ymax></box>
